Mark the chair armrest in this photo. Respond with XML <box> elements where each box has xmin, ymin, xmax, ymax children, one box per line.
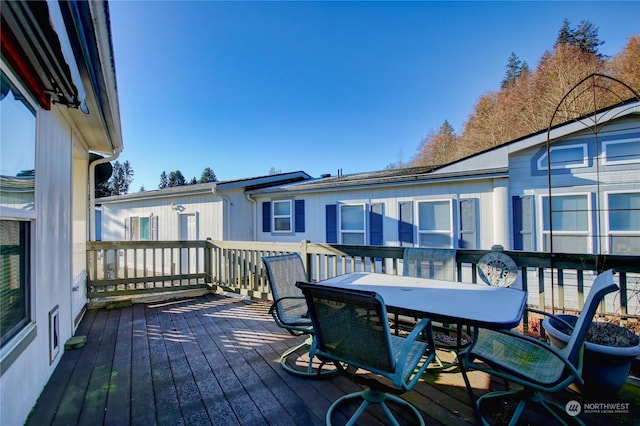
<box><xmin>526</xmin><ymin>307</ymin><xmax>576</xmax><ymax>332</ymax></box>
<box><xmin>395</xmin><ymin>318</ymin><xmax>434</xmax><ymax>369</ymax></box>
<box><xmin>473</xmin><ymin>328</ymin><xmax>584</xmax><ymax>385</ymax></box>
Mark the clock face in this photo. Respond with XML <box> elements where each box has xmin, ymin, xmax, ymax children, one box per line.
<box><xmin>479</xmin><ymin>252</ymin><xmax>517</xmax><ymax>287</ymax></box>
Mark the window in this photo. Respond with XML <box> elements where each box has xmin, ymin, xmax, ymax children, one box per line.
<box><xmin>1</xmin><ymin>70</ymin><xmax>36</xmax><ymax>349</ymax></box>
<box><xmin>262</xmin><ymin>200</ymin><xmax>305</xmax><ymax>233</ymax></box>
<box><xmin>418</xmin><ymin>200</ymin><xmax>453</xmax><ymax>248</ymax></box>
<box><xmin>0</xmin><ymin>220</ymin><xmax>31</xmax><ymax>348</ymax></box>
<box><xmin>603</xmin><ymin>138</ymin><xmax>640</xmax><ymax>165</ymax></box>
<box><xmin>272</xmin><ymin>200</ymin><xmax>292</xmax><ymax>232</ymax></box>
<box><xmin>537</xmin><ymin>144</ymin><xmax>588</xmax><ymax>170</ymax></box>
<box><xmin>459</xmin><ymin>199</ymin><xmax>477</xmax><ymax>249</ymax></box>
<box><xmin>128</xmin><ymin>216</ymin><xmax>157</xmax><ymax>241</ymax></box>
<box><xmin>340</xmin><ymin>204</ymin><xmax>365</xmax><ymax>245</ymax></box>
<box><xmin>607</xmin><ymin>192</ymin><xmax>640</xmax><ymax>255</ymax></box>
<box><xmin>542</xmin><ymin>194</ymin><xmax>590</xmax><ymax>253</ymax></box>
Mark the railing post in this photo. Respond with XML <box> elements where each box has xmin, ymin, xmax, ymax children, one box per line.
<box><xmin>204</xmin><ymin>239</ymin><xmax>212</xmax><ymax>285</ymax></box>
<box><xmin>300</xmin><ymin>240</ymin><xmax>311</xmax><ymax>281</ymax></box>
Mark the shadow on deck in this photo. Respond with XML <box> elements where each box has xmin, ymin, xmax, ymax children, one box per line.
<box><xmin>27</xmin><ymin>294</ymin><xmax>640</xmax><ymax>425</ymax></box>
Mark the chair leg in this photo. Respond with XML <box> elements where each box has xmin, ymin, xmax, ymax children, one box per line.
<box><xmin>280</xmin><ymin>336</ymin><xmax>337</xmax><ymax>378</ymax></box>
<box><xmin>327</xmin><ymin>388</ymin><xmax>425</xmax><ymax>426</ymax></box>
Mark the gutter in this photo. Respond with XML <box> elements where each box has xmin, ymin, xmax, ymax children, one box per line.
<box><xmin>89</xmin><ymin>149</ymin><xmax>120</xmax><ymax>241</ymax></box>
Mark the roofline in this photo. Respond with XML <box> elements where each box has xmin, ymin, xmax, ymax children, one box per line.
<box><xmin>97</xmin><ymin>171</ymin><xmax>313</xmax><ymax>204</ymax></box>
<box><xmin>59</xmin><ymin>0</ymin><xmax>123</xmax><ymax>154</ymax></box>
<box><xmin>250</xmin><ymin>168</ymin><xmax>509</xmax><ymax>197</ymax></box>
<box><xmin>433</xmin><ymin>99</ymin><xmax>640</xmax><ymax>172</ymax></box>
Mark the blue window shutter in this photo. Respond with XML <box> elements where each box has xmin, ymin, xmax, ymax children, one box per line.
<box><xmin>398</xmin><ymin>201</ymin><xmax>414</xmax><ymax>246</ymax></box>
<box><xmin>262</xmin><ymin>201</ymin><xmax>271</xmax><ymax>233</ymax></box>
<box><xmin>512</xmin><ymin>196</ymin><xmax>523</xmax><ymax>250</ymax></box>
<box><xmin>369</xmin><ymin>203</ymin><xmax>383</xmax><ymax>245</ymax></box>
<box><xmin>325</xmin><ymin>204</ymin><xmax>337</xmax><ymax>243</ymax></box>
<box><xmin>295</xmin><ymin>200</ymin><xmax>305</xmax><ymax>232</ymax></box>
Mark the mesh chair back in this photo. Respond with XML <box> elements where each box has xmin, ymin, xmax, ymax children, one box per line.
<box><xmin>263</xmin><ymin>253</ymin><xmax>309</xmax><ymax>324</ymax></box>
<box><xmin>298</xmin><ymin>283</ymin><xmax>396</xmax><ymax>373</ymax></box>
<box><xmin>403</xmin><ymin>248</ymin><xmax>456</xmax><ymax>281</ymax></box>
<box><xmin>563</xmin><ymin>269</ymin><xmax>618</xmax><ymax>364</ymax></box>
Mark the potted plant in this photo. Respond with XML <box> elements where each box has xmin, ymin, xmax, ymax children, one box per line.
<box><xmin>542</xmin><ymin>314</ymin><xmax>640</xmax><ymax>393</ymax></box>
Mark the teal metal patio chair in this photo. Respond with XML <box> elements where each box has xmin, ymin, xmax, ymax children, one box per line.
<box><xmin>402</xmin><ymin>247</ymin><xmax>465</xmax><ymax>369</ymax></box>
<box><xmin>297</xmin><ymin>281</ymin><xmax>436</xmax><ymax>426</ymax></box>
<box><xmin>459</xmin><ymin>269</ymin><xmax>618</xmax><ymax>425</ymax></box>
<box><xmin>262</xmin><ymin>253</ymin><xmax>336</xmax><ymax>378</ymax></box>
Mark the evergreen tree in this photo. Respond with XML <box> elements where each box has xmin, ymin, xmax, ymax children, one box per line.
<box><xmin>159</xmin><ymin>171</ymin><xmax>168</xmax><ymax>189</ymax></box>
<box><xmin>189</xmin><ymin>176</ymin><xmax>197</xmax><ymax>185</ymax></box>
<box><xmin>555</xmin><ymin>19</ymin><xmax>604</xmax><ymax>58</ymax></box>
<box><xmin>198</xmin><ymin>167</ymin><xmax>217</xmax><ymax>183</ymax></box>
<box><xmin>168</xmin><ymin>170</ymin><xmax>186</xmax><ymax>187</ymax></box>
<box><xmin>555</xmin><ymin>19</ymin><xmax>573</xmax><ymax>46</ymax></box>
<box><xmin>501</xmin><ymin>52</ymin><xmax>527</xmax><ymax>89</ymax></box>
<box><xmin>97</xmin><ymin>160</ymin><xmax>134</xmax><ymax>196</ymax></box>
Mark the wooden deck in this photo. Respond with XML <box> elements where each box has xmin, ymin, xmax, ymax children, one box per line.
<box><xmin>27</xmin><ymin>294</ymin><xmax>640</xmax><ymax>425</ymax></box>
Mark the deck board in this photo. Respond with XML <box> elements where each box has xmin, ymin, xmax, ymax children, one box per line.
<box><xmin>27</xmin><ymin>293</ymin><xmax>640</xmax><ymax>426</ymax></box>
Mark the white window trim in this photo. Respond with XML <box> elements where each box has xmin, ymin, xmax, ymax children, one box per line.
<box><xmin>272</xmin><ymin>199</ymin><xmax>293</xmax><ymax>233</ymax></box>
<box><xmin>339</xmin><ymin>203</ymin><xmax>367</xmax><ymax>245</ymax></box>
<box><xmin>537</xmin><ymin>143</ymin><xmax>588</xmax><ymax>171</ymax></box>
<box><xmin>538</xmin><ymin>192</ymin><xmax>592</xmax><ymax>252</ymax></box>
<box><xmin>416</xmin><ymin>198</ymin><xmax>454</xmax><ymax>248</ymax></box>
<box><xmin>602</xmin><ymin>138</ymin><xmax>640</xmax><ymax>165</ymax></box>
<box><xmin>0</xmin><ymin>64</ymin><xmax>38</xmax><ymax>366</ymax></box>
<box><xmin>604</xmin><ymin>190</ymin><xmax>640</xmax><ymax>254</ymax></box>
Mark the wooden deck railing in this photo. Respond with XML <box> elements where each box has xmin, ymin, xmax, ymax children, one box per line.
<box><xmin>87</xmin><ymin>240</ymin><xmax>640</xmax><ymax>323</ymax></box>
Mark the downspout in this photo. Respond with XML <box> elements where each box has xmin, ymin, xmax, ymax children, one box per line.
<box><xmin>212</xmin><ymin>185</ymin><xmax>230</xmax><ymax>240</ymax></box>
<box><xmin>246</xmin><ymin>192</ymin><xmax>257</xmax><ymax>241</ymax></box>
<box><xmin>89</xmin><ymin>149</ymin><xmax>120</xmax><ymax>241</ymax></box>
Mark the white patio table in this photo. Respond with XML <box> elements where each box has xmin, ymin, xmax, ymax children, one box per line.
<box><xmin>314</xmin><ymin>272</ymin><xmax>527</xmax><ymax>329</ymax></box>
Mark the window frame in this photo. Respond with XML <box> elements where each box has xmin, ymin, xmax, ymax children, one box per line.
<box><xmin>272</xmin><ymin>199</ymin><xmax>293</xmax><ymax>233</ymax></box>
<box><xmin>416</xmin><ymin>198</ymin><xmax>454</xmax><ymax>248</ymax></box>
<box><xmin>602</xmin><ymin>138</ymin><xmax>640</xmax><ymax>166</ymax></box>
<box><xmin>339</xmin><ymin>203</ymin><xmax>366</xmax><ymax>245</ymax></box>
<box><xmin>539</xmin><ymin>192</ymin><xmax>592</xmax><ymax>253</ymax></box>
<box><xmin>605</xmin><ymin>190</ymin><xmax>640</xmax><ymax>255</ymax></box>
<box><xmin>0</xmin><ymin>65</ymin><xmax>37</xmax><ymax>363</ymax></box>
<box><xmin>128</xmin><ymin>215</ymin><xmax>157</xmax><ymax>241</ymax></box>
<box><xmin>536</xmin><ymin>143</ymin><xmax>588</xmax><ymax>171</ymax></box>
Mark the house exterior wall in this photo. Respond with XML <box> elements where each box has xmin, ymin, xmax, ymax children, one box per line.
<box><xmin>100</xmin><ymin>191</ymin><xmax>223</xmax><ymax>241</ymax></box>
<box><xmin>253</xmin><ymin>178</ymin><xmax>509</xmax><ymax>250</ymax></box>
<box><xmin>508</xmin><ymin>116</ymin><xmax>640</xmax><ymax>254</ymax></box>
<box><xmin>1</xmin><ymin>102</ymin><xmax>78</xmax><ymax>426</ymax></box>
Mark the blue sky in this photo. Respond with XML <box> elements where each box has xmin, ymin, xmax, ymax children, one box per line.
<box><xmin>109</xmin><ymin>1</ymin><xmax>639</xmax><ymax>191</ymax></box>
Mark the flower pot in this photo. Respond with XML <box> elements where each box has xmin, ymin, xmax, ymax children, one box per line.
<box><xmin>542</xmin><ymin>314</ymin><xmax>640</xmax><ymax>393</ymax></box>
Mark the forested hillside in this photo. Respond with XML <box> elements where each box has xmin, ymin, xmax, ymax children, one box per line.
<box><xmin>412</xmin><ymin>21</ymin><xmax>640</xmax><ymax>167</ymax></box>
